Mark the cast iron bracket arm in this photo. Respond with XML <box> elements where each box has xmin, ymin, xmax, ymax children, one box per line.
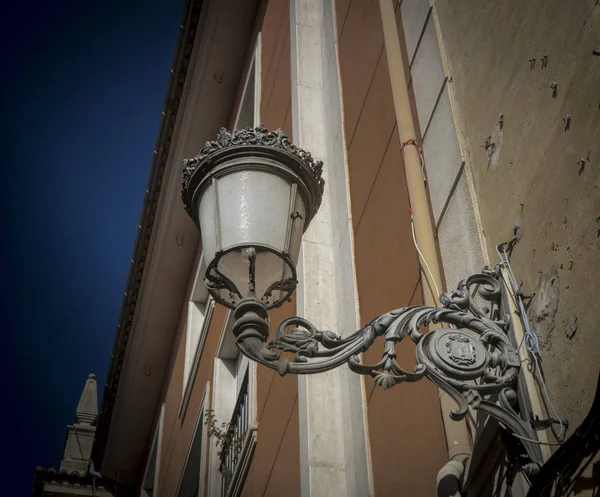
<box><xmin>231</xmin><ymin>270</ymin><xmax>519</xmax><ymax>387</ymax></box>
<box><xmin>231</xmin><ymin>266</ymin><xmax>547</xmax><ymax>474</ymax></box>
<box><xmin>232</xmin><ymin>299</ymin><xmax>378</xmax><ymax>376</ymax></box>
<box><xmin>467</xmin><ymin>389</ymin><xmax>543</xmax><ymax>472</ymax></box>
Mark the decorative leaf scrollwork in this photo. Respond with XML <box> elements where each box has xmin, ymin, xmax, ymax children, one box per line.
<box><xmin>262</xmin><ymin>278</ymin><xmax>298</xmax><ymax>307</ymax></box>
<box><xmin>232</xmin><ymin>265</ymin><xmax>544</xmax><ymax>469</ymax></box>
<box><xmin>204</xmin><ymin>264</ymin><xmax>243</xmax><ymax>304</ymax></box>
<box><xmin>181</xmin><ymin>125</ymin><xmax>325</xmax><ymax>214</ymax></box>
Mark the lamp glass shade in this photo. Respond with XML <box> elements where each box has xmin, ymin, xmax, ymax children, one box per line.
<box><xmin>198</xmin><ymin>163</ymin><xmax>306</xmax><ymax>307</ymax></box>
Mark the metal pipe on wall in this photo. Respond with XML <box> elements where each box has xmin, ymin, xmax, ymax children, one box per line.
<box><xmin>377</xmin><ymin>0</ymin><xmax>472</xmax><ymax>493</ymax></box>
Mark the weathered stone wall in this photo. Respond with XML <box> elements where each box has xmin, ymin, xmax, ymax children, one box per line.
<box><xmin>434</xmin><ymin>0</ymin><xmax>600</xmax><ymax>432</ymax></box>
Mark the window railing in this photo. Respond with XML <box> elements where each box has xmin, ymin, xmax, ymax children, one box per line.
<box><xmin>219</xmin><ymin>372</ymin><xmax>250</xmax><ymax>497</ymax></box>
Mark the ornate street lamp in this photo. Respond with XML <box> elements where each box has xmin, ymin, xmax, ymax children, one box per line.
<box><xmin>182</xmin><ymin>125</ymin><xmax>324</xmax><ymax>309</ymax></box>
<box><xmin>182</xmin><ymin>126</ymin><xmax>544</xmax><ymax>474</ymax></box>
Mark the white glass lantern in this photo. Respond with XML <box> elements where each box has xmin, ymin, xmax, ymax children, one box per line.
<box><xmin>181</xmin><ymin>126</ymin><xmax>324</xmax><ymax>309</ymax></box>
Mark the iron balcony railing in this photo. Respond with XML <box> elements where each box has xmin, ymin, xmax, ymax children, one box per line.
<box><xmin>219</xmin><ymin>372</ymin><xmax>250</xmax><ymax>497</ymax></box>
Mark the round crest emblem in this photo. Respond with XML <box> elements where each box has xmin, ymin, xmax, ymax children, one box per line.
<box><xmin>426</xmin><ymin>328</ymin><xmax>489</xmax><ymax>379</ymax></box>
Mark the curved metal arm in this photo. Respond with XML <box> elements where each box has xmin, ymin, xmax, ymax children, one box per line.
<box><xmin>232</xmin><ymin>267</ymin><xmax>543</xmax><ymax>471</ymax></box>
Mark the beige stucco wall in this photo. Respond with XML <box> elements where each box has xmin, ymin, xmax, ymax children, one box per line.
<box><xmin>158</xmin><ymin>303</ymin><xmax>227</xmax><ymax>496</ymax></box>
<box><xmin>336</xmin><ymin>1</ymin><xmax>449</xmax><ymax>495</ymax></box>
<box><xmin>241</xmin><ymin>303</ymin><xmax>300</xmax><ymax>497</ymax></box>
<box><xmin>434</xmin><ymin>0</ymin><xmax>600</xmax><ymax>435</ymax></box>
<box><xmin>260</xmin><ymin>0</ymin><xmax>293</xmax><ymax>136</ymax></box>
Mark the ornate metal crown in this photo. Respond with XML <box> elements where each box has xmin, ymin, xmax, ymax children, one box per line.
<box><xmin>181</xmin><ymin>125</ymin><xmax>325</xmax><ymax>218</ymax></box>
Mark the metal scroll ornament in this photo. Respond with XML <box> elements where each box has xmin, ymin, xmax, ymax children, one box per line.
<box><xmin>181</xmin><ymin>125</ymin><xmax>325</xmax><ymax>221</ymax></box>
<box><xmin>232</xmin><ymin>267</ymin><xmax>544</xmax><ymax>473</ymax></box>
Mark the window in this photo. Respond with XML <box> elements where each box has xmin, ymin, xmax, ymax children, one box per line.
<box><xmin>141</xmin><ymin>404</ymin><xmax>165</xmax><ymax>497</ymax></box>
<box><xmin>176</xmin><ymin>385</ymin><xmax>210</xmax><ymax>497</ymax></box>
<box><xmin>233</xmin><ymin>37</ymin><xmax>260</xmax><ymax>130</ymax></box>
<box><xmin>180</xmin><ymin>253</ymin><xmax>215</xmax><ymax>418</ymax></box>
<box><xmin>207</xmin><ymin>312</ymin><xmax>257</xmax><ymax>497</ymax></box>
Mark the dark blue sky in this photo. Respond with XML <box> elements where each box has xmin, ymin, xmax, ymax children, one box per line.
<box><xmin>0</xmin><ymin>0</ymin><xmax>184</xmax><ymax>493</ymax></box>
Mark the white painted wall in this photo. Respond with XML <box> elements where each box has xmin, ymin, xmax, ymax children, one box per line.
<box><xmin>290</xmin><ymin>0</ymin><xmax>372</xmax><ymax>495</ymax></box>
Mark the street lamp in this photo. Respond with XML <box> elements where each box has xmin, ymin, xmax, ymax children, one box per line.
<box><xmin>182</xmin><ymin>125</ymin><xmax>544</xmax><ymax>474</ymax></box>
<box><xmin>182</xmin><ymin>125</ymin><xmax>324</xmax><ymax>309</ymax></box>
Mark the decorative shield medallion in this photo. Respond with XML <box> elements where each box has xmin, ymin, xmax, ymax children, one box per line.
<box><xmin>445</xmin><ymin>334</ymin><xmax>477</xmax><ymax>366</ymax></box>
<box><xmin>427</xmin><ymin>328</ymin><xmax>489</xmax><ymax>379</ymax></box>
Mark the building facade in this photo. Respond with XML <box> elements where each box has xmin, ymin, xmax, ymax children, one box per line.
<box><xmin>40</xmin><ymin>0</ymin><xmax>600</xmax><ymax>496</ymax></box>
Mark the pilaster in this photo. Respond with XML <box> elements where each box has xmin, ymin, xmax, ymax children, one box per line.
<box><xmin>290</xmin><ymin>1</ymin><xmax>372</xmax><ymax>495</ymax></box>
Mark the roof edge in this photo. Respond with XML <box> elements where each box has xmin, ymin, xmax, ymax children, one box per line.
<box><xmin>92</xmin><ymin>0</ymin><xmax>205</xmax><ymax>470</ymax></box>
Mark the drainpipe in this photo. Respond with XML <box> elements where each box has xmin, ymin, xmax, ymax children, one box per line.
<box><xmin>378</xmin><ymin>0</ymin><xmax>472</xmax><ymax>494</ymax></box>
